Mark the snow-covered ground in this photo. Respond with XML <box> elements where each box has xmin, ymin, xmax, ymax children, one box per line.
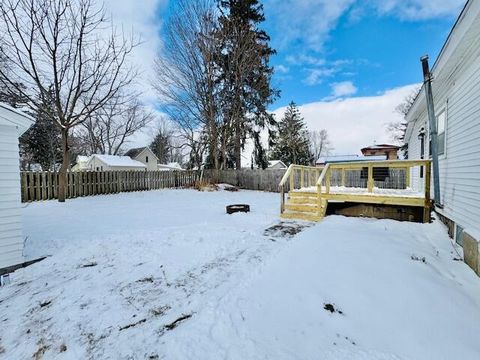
<box><xmin>1</xmin><ymin>189</ymin><xmax>480</xmax><ymax>359</ymax></box>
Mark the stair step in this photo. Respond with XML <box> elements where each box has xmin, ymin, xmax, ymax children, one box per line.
<box><xmin>281</xmin><ymin>211</ymin><xmax>323</xmax><ymax>222</ymax></box>
<box><xmin>285</xmin><ymin>204</ymin><xmax>321</xmax><ymax>213</ymax></box>
<box><xmin>288</xmin><ymin>191</ymin><xmax>318</xmax><ymax>198</ymax></box>
<box><xmin>287</xmin><ymin>196</ymin><xmax>319</xmax><ymax>204</ymax></box>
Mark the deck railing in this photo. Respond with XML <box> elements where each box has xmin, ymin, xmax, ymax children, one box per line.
<box><xmin>280</xmin><ymin>160</ymin><xmax>432</xmax><ymax>220</ymax></box>
<box><xmin>279</xmin><ymin>164</ymin><xmax>323</xmax><ymax>213</ymax></box>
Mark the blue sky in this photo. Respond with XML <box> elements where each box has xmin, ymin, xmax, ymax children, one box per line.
<box><xmin>261</xmin><ymin>1</ymin><xmax>464</xmax><ymax>107</ymax></box>
<box><xmin>106</xmin><ymin>0</ymin><xmax>467</xmax><ymax>154</ymax></box>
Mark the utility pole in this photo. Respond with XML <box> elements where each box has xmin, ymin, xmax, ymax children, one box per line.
<box><xmin>421</xmin><ymin>55</ymin><xmax>442</xmax><ymax>207</ymax></box>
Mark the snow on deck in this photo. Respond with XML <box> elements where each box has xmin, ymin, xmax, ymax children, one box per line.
<box><xmin>1</xmin><ymin>189</ymin><xmax>480</xmax><ymax>359</ymax></box>
<box><xmin>295</xmin><ymin>186</ymin><xmax>425</xmax><ymax>198</ymax></box>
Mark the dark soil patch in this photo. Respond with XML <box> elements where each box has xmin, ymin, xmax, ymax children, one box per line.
<box><xmin>264</xmin><ymin>222</ymin><xmax>313</xmax><ymax>240</ymax></box>
<box><xmin>411</xmin><ymin>255</ymin><xmax>426</xmax><ymax>263</ymax></box>
<box><xmin>136</xmin><ymin>277</ymin><xmax>154</xmax><ymax>283</ymax></box>
<box><xmin>151</xmin><ymin>305</ymin><xmax>171</xmax><ymax>317</ymax></box>
<box><xmin>164</xmin><ymin>314</ymin><xmax>192</xmax><ymax>331</ymax></box>
<box><xmin>39</xmin><ymin>300</ymin><xmax>52</xmax><ymax>308</ymax></box>
<box><xmin>324</xmin><ymin>303</ymin><xmax>343</xmax><ymax>315</ymax></box>
<box><xmin>79</xmin><ymin>262</ymin><xmax>97</xmax><ymax>268</ymax></box>
<box><xmin>119</xmin><ymin>318</ymin><xmax>147</xmax><ymax>331</ymax></box>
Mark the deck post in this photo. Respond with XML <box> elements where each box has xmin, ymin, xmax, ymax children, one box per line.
<box><xmin>423</xmin><ymin>161</ymin><xmax>431</xmax><ymax>223</ymax></box>
<box><xmin>325</xmin><ymin>168</ymin><xmax>331</xmax><ymax>194</ymax></box>
<box><xmin>289</xmin><ymin>169</ymin><xmax>294</xmax><ymax>190</ymax></box>
<box><xmin>300</xmin><ymin>168</ymin><xmax>304</xmax><ymax>188</ymax></box>
<box><xmin>405</xmin><ymin>167</ymin><xmax>411</xmax><ymax>188</ymax></box>
<box><xmin>341</xmin><ymin>168</ymin><xmax>346</xmax><ymax>187</ymax></box>
<box><xmin>367</xmin><ymin>164</ymin><xmax>374</xmax><ymax>193</ymax></box>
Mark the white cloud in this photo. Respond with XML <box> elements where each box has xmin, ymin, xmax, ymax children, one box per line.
<box><xmin>275</xmin><ymin>65</ymin><xmax>290</xmax><ymax>74</ymax></box>
<box><xmin>370</xmin><ymin>0</ymin><xmax>465</xmax><ymax>20</ymax></box>
<box><xmin>265</xmin><ymin>0</ymin><xmax>355</xmax><ymax>52</ymax></box>
<box><xmin>329</xmin><ymin>81</ymin><xmax>358</xmax><ymax>98</ymax></box>
<box><xmin>103</xmin><ymin>0</ymin><xmax>165</xmax><ymax>106</ymax></box>
<box><xmin>286</xmin><ymin>54</ymin><xmax>326</xmax><ymax>67</ymax></box>
<box><xmin>272</xmin><ymin>83</ymin><xmax>419</xmax><ymax>155</ymax></box>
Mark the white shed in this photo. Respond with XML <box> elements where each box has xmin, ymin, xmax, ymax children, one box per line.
<box><xmin>405</xmin><ymin>0</ymin><xmax>480</xmax><ymax>274</ymax></box>
<box><xmin>0</xmin><ymin>102</ymin><xmax>34</xmax><ymax>272</ymax></box>
<box><xmin>124</xmin><ymin>147</ymin><xmax>159</xmax><ymax>171</ymax></box>
<box><xmin>86</xmin><ymin>154</ymin><xmax>146</xmax><ymax>171</ymax></box>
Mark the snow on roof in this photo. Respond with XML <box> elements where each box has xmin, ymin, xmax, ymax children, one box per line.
<box><xmin>76</xmin><ymin>155</ymin><xmax>90</xmax><ymax>163</ymax></box>
<box><xmin>90</xmin><ymin>154</ymin><xmax>146</xmax><ymax>168</ymax></box>
<box><xmin>268</xmin><ymin>160</ymin><xmax>287</xmax><ymax>168</ymax></box>
<box><xmin>0</xmin><ymin>102</ymin><xmax>35</xmax><ymax>133</ymax></box>
<box><xmin>158</xmin><ymin>162</ymin><xmax>184</xmax><ymax>171</ymax></box>
<box><xmin>361</xmin><ymin>144</ymin><xmax>400</xmax><ymax>150</ymax></box>
<box><xmin>317</xmin><ymin>154</ymin><xmax>387</xmax><ymax>164</ymax></box>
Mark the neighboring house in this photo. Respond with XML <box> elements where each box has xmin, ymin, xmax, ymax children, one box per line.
<box><xmin>71</xmin><ymin>155</ymin><xmax>90</xmax><ymax>171</ymax></box>
<box><xmin>268</xmin><ymin>160</ymin><xmax>287</xmax><ymax>170</ymax></box>
<box><xmin>86</xmin><ymin>154</ymin><xmax>146</xmax><ymax>171</ymax></box>
<box><xmin>361</xmin><ymin>144</ymin><xmax>399</xmax><ymax>160</ymax></box>
<box><xmin>124</xmin><ymin>147</ymin><xmax>159</xmax><ymax>171</ymax></box>
<box><xmin>158</xmin><ymin>162</ymin><xmax>184</xmax><ymax>171</ymax></box>
<box><xmin>405</xmin><ymin>0</ymin><xmax>480</xmax><ymax>274</ymax></box>
<box><xmin>316</xmin><ymin>154</ymin><xmax>386</xmax><ymax>166</ymax></box>
<box><xmin>0</xmin><ymin>102</ymin><xmax>34</xmax><ymax>273</ymax></box>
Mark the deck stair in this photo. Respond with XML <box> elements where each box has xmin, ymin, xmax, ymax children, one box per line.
<box><xmin>281</xmin><ymin>191</ymin><xmax>327</xmax><ymax>221</ymax></box>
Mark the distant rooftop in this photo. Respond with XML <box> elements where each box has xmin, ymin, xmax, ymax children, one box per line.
<box><xmin>317</xmin><ymin>154</ymin><xmax>387</xmax><ymax>164</ymax></box>
<box><xmin>361</xmin><ymin>144</ymin><xmax>400</xmax><ymax>151</ymax></box>
<box><xmin>90</xmin><ymin>154</ymin><xmax>146</xmax><ymax>168</ymax></box>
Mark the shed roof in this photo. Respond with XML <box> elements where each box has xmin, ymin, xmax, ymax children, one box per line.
<box><xmin>124</xmin><ymin>147</ymin><xmax>158</xmax><ymax>161</ymax></box>
<box><xmin>89</xmin><ymin>154</ymin><xmax>146</xmax><ymax>168</ymax></box>
<box><xmin>268</xmin><ymin>160</ymin><xmax>287</xmax><ymax>168</ymax></box>
<box><xmin>0</xmin><ymin>102</ymin><xmax>34</xmax><ymax>133</ymax></box>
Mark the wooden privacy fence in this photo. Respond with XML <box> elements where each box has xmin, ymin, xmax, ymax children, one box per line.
<box><xmin>204</xmin><ymin>168</ymin><xmax>287</xmax><ymax>192</ymax></box>
<box><xmin>21</xmin><ymin>170</ymin><xmax>200</xmax><ymax>202</ymax></box>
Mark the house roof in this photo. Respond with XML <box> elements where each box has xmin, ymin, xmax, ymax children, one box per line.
<box><xmin>0</xmin><ymin>102</ymin><xmax>34</xmax><ymax>134</ymax></box>
<box><xmin>124</xmin><ymin>147</ymin><xmax>158</xmax><ymax>161</ymax></box>
<box><xmin>89</xmin><ymin>154</ymin><xmax>146</xmax><ymax>168</ymax></box>
<box><xmin>405</xmin><ymin>0</ymin><xmax>479</xmax><ymax>136</ymax></box>
<box><xmin>76</xmin><ymin>155</ymin><xmax>90</xmax><ymax>163</ymax></box>
<box><xmin>317</xmin><ymin>155</ymin><xmax>387</xmax><ymax>164</ymax></box>
<box><xmin>361</xmin><ymin>144</ymin><xmax>400</xmax><ymax>151</ymax></box>
<box><xmin>268</xmin><ymin>160</ymin><xmax>287</xmax><ymax>168</ymax></box>
<box><xmin>158</xmin><ymin>162</ymin><xmax>184</xmax><ymax>171</ymax></box>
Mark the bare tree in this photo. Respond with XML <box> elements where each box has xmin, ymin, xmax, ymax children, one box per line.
<box><xmin>78</xmin><ymin>95</ymin><xmax>153</xmax><ymax>155</ymax></box>
<box><xmin>154</xmin><ymin>0</ymin><xmax>220</xmax><ymax>169</ymax></box>
<box><xmin>387</xmin><ymin>86</ymin><xmax>421</xmax><ymax>143</ymax></box>
<box><xmin>309</xmin><ymin>129</ymin><xmax>333</xmax><ymax>164</ymax></box>
<box><xmin>0</xmin><ymin>0</ymin><xmax>137</xmax><ymax>201</ymax></box>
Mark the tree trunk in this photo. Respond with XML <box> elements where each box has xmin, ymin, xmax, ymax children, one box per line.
<box><xmin>58</xmin><ymin>128</ymin><xmax>70</xmax><ymax>202</ymax></box>
<box><xmin>234</xmin><ymin>119</ymin><xmax>241</xmax><ymax>169</ymax></box>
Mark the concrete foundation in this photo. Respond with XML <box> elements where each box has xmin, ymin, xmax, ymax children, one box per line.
<box><xmin>463</xmin><ymin>232</ymin><xmax>480</xmax><ymax>276</ymax></box>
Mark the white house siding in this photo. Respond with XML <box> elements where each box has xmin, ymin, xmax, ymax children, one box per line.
<box><xmin>0</xmin><ymin>125</ymin><xmax>25</xmax><ymax>269</ymax></box>
<box><xmin>133</xmin><ymin>149</ymin><xmax>158</xmax><ymax>171</ymax></box>
<box><xmin>407</xmin><ymin>0</ymin><xmax>480</xmax><ymax>240</ymax></box>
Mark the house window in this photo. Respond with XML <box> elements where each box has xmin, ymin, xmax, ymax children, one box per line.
<box><xmin>437</xmin><ymin>110</ymin><xmax>446</xmax><ymax>156</ymax></box>
<box><xmin>428</xmin><ymin>110</ymin><xmax>446</xmax><ymax>157</ymax></box>
<box><xmin>146</xmin><ymin>156</ymin><xmax>149</xmax><ymax>163</ymax></box>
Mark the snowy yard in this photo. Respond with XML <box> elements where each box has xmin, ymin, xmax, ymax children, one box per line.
<box><xmin>1</xmin><ymin>188</ymin><xmax>480</xmax><ymax>359</ymax></box>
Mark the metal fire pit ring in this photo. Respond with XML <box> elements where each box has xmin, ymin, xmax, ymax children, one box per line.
<box><xmin>226</xmin><ymin>204</ymin><xmax>250</xmax><ymax>214</ymax></box>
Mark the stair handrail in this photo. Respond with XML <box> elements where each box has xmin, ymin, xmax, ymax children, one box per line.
<box><xmin>315</xmin><ymin>163</ymin><xmax>330</xmax><ymax>194</ymax></box>
<box><xmin>279</xmin><ymin>164</ymin><xmax>294</xmax><ymax>188</ymax></box>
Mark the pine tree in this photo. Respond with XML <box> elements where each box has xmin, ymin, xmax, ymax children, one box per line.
<box><xmin>20</xmin><ymin>89</ymin><xmax>62</xmax><ymax>171</ymax></box>
<box><xmin>270</xmin><ymin>102</ymin><xmax>312</xmax><ymax>166</ymax></box>
<box><xmin>215</xmin><ymin>0</ymin><xmax>279</xmax><ymax>169</ymax></box>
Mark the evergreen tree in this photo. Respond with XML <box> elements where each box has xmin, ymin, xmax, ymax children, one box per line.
<box><xmin>150</xmin><ymin>126</ymin><xmax>172</xmax><ymax>164</ymax></box>
<box><xmin>270</xmin><ymin>102</ymin><xmax>312</xmax><ymax>166</ymax></box>
<box><xmin>20</xmin><ymin>89</ymin><xmax>62</xmax><ymax>171</ymax></box>
<box><xmin>215</xmin><ymin>0</ymin><xmax>279</xmax><ymax>169</ymax></box>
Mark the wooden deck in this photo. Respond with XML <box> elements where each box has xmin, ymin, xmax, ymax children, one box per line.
<box><xmin>279</xmin><ymin>160</ymin><xmax>431</xmax><ymax>222</ymax></box>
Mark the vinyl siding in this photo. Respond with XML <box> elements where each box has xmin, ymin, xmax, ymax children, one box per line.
<box><xmin>0</xmin><ymin>125</ymin><xmax>24</xmax><ymax>269</ymax></box>
<box><xmin>407</xmin><ymin>9</ymin><xmax>480</xmax><ymax>238</ymax></box>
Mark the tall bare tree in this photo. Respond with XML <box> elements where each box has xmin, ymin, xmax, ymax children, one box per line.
<box><xmin>309</xmin><ymin>129</ymin><xmax>333</xmax><ymax>164</ymax></box>
<box><xmin>78</xmin><ymin>95</ymin><xmax>153</xmax><ymax>155</ymax></box>
<box><xmin>388</xmin><ymin>86</ymin><xmax>421</xmax><ymax>143</ymax></box>
<box><xmin>0</xmin><ymin>0</ymin><xmax>137</xmax><ymax>201</ymax></box>
<box><xmin>154</xmin><ymin>0</ymin><xmax>220</xmax><ymax>169</ymax></box>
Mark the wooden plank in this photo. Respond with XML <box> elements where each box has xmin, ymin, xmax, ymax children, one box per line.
<box><xmin>424</xmin><ymin>161</ymin><xmax>431</xmax><ymax>223</ymax></box>
<box><xmin>367</xmin><ymin>165</ymin><xmax>374</xmax><ymax>193</ymax></box>
<box><xmin>322</xmin><ymin>193</ymin><xmax>425</xmax><ymax>207</ymax></box>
